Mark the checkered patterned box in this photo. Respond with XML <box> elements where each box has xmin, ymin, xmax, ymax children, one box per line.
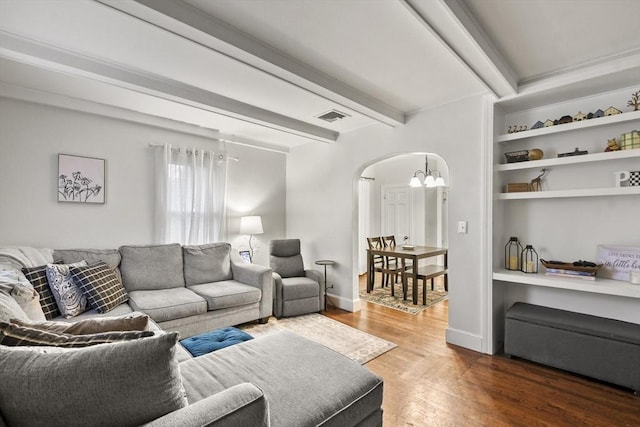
<box><xmin>630</xmin><ymin>171</ymin><xmax>640</xmax><ymax>187</ymax></box>
<box><xmin>619</xmin><ymin>130</ymin><xmax>640</xmax><ymax>150</ymax></box>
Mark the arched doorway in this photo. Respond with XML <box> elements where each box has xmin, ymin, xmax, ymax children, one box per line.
<box><xmin>355</xmin><ymin>153</ymin><xmax>449</xmax><ymax>310</ymax></box>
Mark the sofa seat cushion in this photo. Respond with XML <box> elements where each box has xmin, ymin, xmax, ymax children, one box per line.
<box><xmin>128</xmin><ymin>288</ymin><xmax>207</xmax><ymax>323</ymax></box>
<box><xmin>281</xmin><ymin>277</ymin><xmax>320</xmax><ymax>300</ymax></box>
<box><xmin>179</xmin><ymin>330</ymin><xmax>383</xmax><ymax>427</ymax></box>
<box><xmin>188</xmin><ymin>281</ymin><xmax>261</xmax><ymax>311</ymax></box>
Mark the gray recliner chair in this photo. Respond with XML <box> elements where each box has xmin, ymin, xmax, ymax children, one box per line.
<box><xmin>269</xmin><ymin>239</ymin><xmax>323</xmax><ymax>318</ymax></box>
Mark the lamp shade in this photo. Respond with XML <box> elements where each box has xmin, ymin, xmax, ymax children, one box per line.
<box><xmin>434</xmin><ymin>176</ymin><xmax>445</xmax><ymax>187</ymax></box>
<box><xmin>409</xmin><ymin>176</ymin><xmax>422</xmax><ymax>187</ymax></box>
<box><xmin>240</xmin><ymin>216</ymin><xmax>264</xmax><ymax>235</ymax></box>
<box><xmin>424</xmin><ymin>175</ymin><xmax>436</xmax><ymax>187</ymax></box>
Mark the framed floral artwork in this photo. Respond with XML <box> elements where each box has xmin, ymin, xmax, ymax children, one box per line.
<box><xmin>58</xmin><ymin>154</ymin><xmax>105</xmax><ymax>204</ymax></box>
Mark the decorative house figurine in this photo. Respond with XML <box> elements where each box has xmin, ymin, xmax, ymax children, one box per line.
<box><xmin>553</xmin><ymin>119</ymin><xmax>559</xmax><ymax>125</ymax></box>
<box><xmin>573</xmin><ymin>111</ymin><xmax>587</xmax><ymax>121</ymax></box>
<box><xmin>558</xmin><ymin>115</ymin><xmax>573</xmax><ymax>124</ymax></box>
<box><xmin>627</xmin><ymin>90</ymin><xmax>640</xmax><ymax>111</ymax></box>
<box><xmin>587</xmin><ymin>112</ymin><xmax>594</xmax><ymax>120</ymax></box>
<box><xmin>593</xmin><ymin>109</ymin><xmax>605</xmax><ymax>118</ymax></box>
<box><xmin>531</xmin><ymin>120</ymin><xmax>544</xmax><ymax>129</ymax></box>
<box><xmin>604</xmin><ymin>106</ymin><xmax>622</xmax><ymax>116</ymax></box>
<box><xmin>543</xmin><ymin>119</ymin><xmax>554</xmax><ymax>127</ymax></box>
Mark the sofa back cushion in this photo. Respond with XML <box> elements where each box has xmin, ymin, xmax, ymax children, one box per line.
<box><xmin>182</xmin><ymin>243</ymin><xmax>233</xmax><ymax>285</ymax></box>
<box><xmin>0</xmin><ymin>332</ymin><xmax>187</xmax><ymax>427</ymax></box>
<box><xmin>53</xmin><ymin>248</ymin><xmax>121</xmax><ymax>272</ymax></box>
<box><xmin>119</xmin><ymin>244</ymin><xmax>185</xmax><ymax>291</ymax></box>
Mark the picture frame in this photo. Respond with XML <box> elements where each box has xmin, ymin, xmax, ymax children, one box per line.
<box><xmin>58</xmin><ymin>154</ymin><xmax>105</xmax><ymax>204</ymax></box>
<box><xmin>239</xmin><ymin>250</ymin><xmax>252</xmax><ymax>263</ymax></box>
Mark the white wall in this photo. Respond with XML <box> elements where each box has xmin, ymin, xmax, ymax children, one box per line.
<box><xmin>287</xmin><ymin>95</ymin><xmax>488</xmax><ymax>352</ymax></box>
<box><xmin>0</xmin><ymin>98</ymin><xmax>286</xmax><ymax>264</ymax></box>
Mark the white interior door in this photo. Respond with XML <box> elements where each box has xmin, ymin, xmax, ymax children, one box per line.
<box><xmin>382</xmin><ymin>186</ymin><xmax>411</xmax><ymax>245</ymax></box>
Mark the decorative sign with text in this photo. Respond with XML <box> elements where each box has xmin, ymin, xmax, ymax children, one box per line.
<box><xmin>596</xmin><ymin>245</ymin><xmax>640</xmax><ymax>281</ymax></box>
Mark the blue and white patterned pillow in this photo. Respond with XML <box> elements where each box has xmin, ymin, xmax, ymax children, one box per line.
<box><xmin>45</xmin><ymin>261</ymin><xmax>88</xmax><ymax>319</ymax></box>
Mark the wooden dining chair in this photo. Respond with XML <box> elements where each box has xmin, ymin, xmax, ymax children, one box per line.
<box><xmin>366</xmin><ymin>237</ymin><xmax>387</xmax><ymax>287</ymax></box>
<box><xmin>367</xmin><ymin>236</ymin><xmax>405</xmax><ymax>288</ymax></box>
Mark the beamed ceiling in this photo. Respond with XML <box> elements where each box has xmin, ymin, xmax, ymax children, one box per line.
<box><xmin>0</xmin><ymin>0</ymin><xmax>638</xmax><ymax>152</ymax></box>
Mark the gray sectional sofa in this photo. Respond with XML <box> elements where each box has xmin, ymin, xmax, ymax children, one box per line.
<box><xmin>0</xmin><ymin>243</ymin><xmax>384</xmax><ymax>426</ymax></box>
<box><xmin>53</xmin><ymin>243</ymin><xmax>272</xmax><ymax>338</ymax></box>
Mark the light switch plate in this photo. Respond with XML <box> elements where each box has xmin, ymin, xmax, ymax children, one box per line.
<box><xmin>457</xmin><ymin>221</ymin><xmax>467</xmax><ymax>234</ymax></box>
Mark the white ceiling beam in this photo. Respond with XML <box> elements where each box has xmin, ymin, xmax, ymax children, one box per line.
<box><xmin>402</xmin><ymin>0</ymin><xmax>518</xmax><ymax>98</ymax></box>
<box><xmin>0</xmin><ymin>31</ymin><xmax>338</xmax><ymax>144</ymax></box>
<box><xmin>96</xmin><ymin>0</ymin><xmax>405</xmax><ymax>127</ymax></box>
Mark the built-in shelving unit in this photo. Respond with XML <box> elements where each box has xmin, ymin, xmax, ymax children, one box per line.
<box><xmin>489</xmin><ymin>82</ymin><xmax>640</xmax><ymax>354</ymax></box>
<box><xmin>493</xmin><ymin>270</ymin><xmax>640</xmax><ymax>299</ymax></box>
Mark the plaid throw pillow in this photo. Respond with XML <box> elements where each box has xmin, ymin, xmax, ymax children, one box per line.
<box><xmin>0</xmin><ymin>321</ymin><xmax>154</xmax><ymax>347</ymax></box>
<box><xmin>22</xmin><ymin>262</ymin><xmax>62</xmax><ymax>320</ymax></box>
<box><xmin>71</xmin><ymin>261</ymin><xmax>128</xmax><ymax>313</ymax></box>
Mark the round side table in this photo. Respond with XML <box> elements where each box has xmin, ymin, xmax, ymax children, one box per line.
<box><xmin>315</xmin><ymin>259</ymin><xmax>335</xmax><ymax>311</ymax></box>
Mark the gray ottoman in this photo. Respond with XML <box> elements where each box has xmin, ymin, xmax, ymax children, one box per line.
<box><xmin>505</xmin><ymin>302</ymin><xmax>640</xmax><ymax>394</ymax></box>
<box><xmin>179</xmin><ymin>330</ymin><xmax>383</xmax><ymax>426</ymax></box>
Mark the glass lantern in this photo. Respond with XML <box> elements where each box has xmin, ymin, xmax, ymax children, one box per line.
<box><xmin>504</xmin><ymin>237</ymin><xmax>523</xmax><ymax>271</ymax></box>
<box><xmin>521</xmin><ymin>245</ymin><xmax>539</xmax><ymax>273</ymax></box>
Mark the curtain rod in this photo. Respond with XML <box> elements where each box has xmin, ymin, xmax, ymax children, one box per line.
<box><xmin>148</xmin><ymin>143</ymin><xmax>239</xmax><ymax>162</ymax></box>
<box><xmin>360</xmin><ymin>176</ymin><xmax>375</xmax><ymax>181</ymax></box>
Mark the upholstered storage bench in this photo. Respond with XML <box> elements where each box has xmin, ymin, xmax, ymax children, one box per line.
<box><xmin>505</xmin><ymin>302</ymin><xmax>640</xmax><ymax>394</ymax></box>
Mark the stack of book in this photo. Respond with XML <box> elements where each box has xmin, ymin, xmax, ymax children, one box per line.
<box><xmin>544</xmin><ymin>268</ymin><xmax>596</xmax><ymax>280</ymax></box>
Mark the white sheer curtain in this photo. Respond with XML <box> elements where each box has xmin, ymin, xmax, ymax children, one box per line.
<box><xmin>155</xmin><ymin>144</ymin><xmax>227</xmax><ymax>245</ymax></box>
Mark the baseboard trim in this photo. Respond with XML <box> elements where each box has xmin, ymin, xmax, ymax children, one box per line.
<box><xmin>446</xmin><ymin>327</ymin><xmax>483</xmax><ymax>353</ymax></box>
<box><xmin>326</xmin><ymin>292</ymin><xmax>360</xmax><ymax>312</ymax></box>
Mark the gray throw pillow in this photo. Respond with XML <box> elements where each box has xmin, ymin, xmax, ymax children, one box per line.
<box><xmin>10</xmin><ymin>312</ymin><xmax>150</xmax><ymax>334</ymax></box>
<box><xmin>182</xmin><ymin>243</ymin><xmax>233</xmax><ymax>285</ymax></box>
<box><xmin>0</xmin><ymin>332</ymin><xmax>187</xmax><ymax>427</ymax></box>
<box><xmin>0</xmin><ymin>321</ymin><xmax>154</xmax><ymax>347</ymax></box>
<box><xmin>45</xmin><ymin>261</ymin><xmax>88</xmax><ymax>318</ymax></box>
<box><xmin>71</xmin><ymin>261</ymin><xmax>128</xmax><ymax>313</ymax></box>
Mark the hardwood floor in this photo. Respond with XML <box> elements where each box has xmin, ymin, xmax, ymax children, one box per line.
<box><xmin>324</xmin><ymin>278</ymin><xmax>640</xmax><ymax>426</ymax></box>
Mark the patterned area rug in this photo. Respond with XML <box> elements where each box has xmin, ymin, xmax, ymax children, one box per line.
<box><xmin>359</xmin><ymin>283</ymin><xmax>448</xmax><ymax>315</ymax></box>
<box><xmin>241</xmin><ymin>313</ymin><xmax>397</xmax><ymax>364</ymax></box>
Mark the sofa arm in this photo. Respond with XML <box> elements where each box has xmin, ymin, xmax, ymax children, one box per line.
<box><xmin>143</xmin><ymin>383</ymin><xmax>269</xmax><ymax>427</ymax></box>
<box><xmin>305</xmin><ymin>269</ymin><xmax>324</xmax><ymax>311</ymax></box>
<box><xmin>230</xmin><ymin>252</ymin><xmax>273</xmax><ymax>320</ymax></box>
<box><xmin>272</xmin><ymin>272</ymin><xmax>284</xmax><ymax>318</ymax></box>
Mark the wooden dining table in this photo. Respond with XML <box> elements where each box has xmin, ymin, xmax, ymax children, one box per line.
<box><xmin>367</xmin><ymin>245</ymin><xmax>448</xmax><ymax>305</ymax></box>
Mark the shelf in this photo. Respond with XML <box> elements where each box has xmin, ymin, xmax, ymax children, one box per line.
<box><xmin>496</xmin><ymin>110</ymin><xmax>640</xmax><ymax>143</ymax></box>
<box><xmin>493</xmin><ymin>270</ymin><xmax>640</xmax><ymax>299</ymax></box>
<box><xmin>497</xmin><ymin>186</ymin><xmax>640</xmax><ymax>200</ymax></box>
<box><xmin>496</xmin><ymin>149</ymin><xmax>640</xmax><ymax>171</ymax></box>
